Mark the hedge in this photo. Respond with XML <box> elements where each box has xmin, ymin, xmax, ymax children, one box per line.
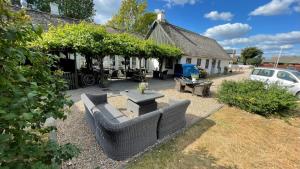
<box><xmin>217</xmin><ymin>80</ymin><xmax>298</xmax><ymax>116</ymax></box>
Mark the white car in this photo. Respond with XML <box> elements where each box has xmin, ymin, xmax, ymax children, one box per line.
<box><xmin>250</xmin><ymin>67</ymin><xmax>300</xmax><ymax>99</ymax></box>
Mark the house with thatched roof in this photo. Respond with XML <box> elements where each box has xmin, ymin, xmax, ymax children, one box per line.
<box><xmin>146</xmin><ymin>11</ymin><xmax>231</xmax><ymax>75</ymax></box>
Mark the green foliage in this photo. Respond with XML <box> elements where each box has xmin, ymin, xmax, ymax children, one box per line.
<box><xmin>58</xmin><ymin>0</ymin><xmax>95</xmax><ymax>20</ymax></box>
<box><xmin>12</xmin><ymin>0</ymin><xmax>94</xmax><ymax>20</ymax></box>
<box><xmin>134</xmin><ymin>12</ymin><xmax>157</xmax><ymax>35</ymax></box>
<box><xmin>246</xmin><ymin>56</ymin><xmax>263</xmax><ymax>66</ymax></box>
<box><xmin>217</xmin><ymin>80</ymin><xmax>298</xmax><ymax>116</ymax></box>
<box><xmin>32</xmin><ymin>22</ymin><xmax>107</xmax><ymax>56</ymax></box>
<box><xmin>107</xmin><ymin>0</ymin><xmax>156</xmax><ymax>35</ymax></box>
<box><xmin>241</xmin><ymin>47</ymin><xmax>263</xmax><ymax>65</ymax></box>
<box><xmin>32</xmin><ymin>23</ymin><xmax>183</xmax><ymax>60</ymax></box>
<box><xmin>0</xmin><ymin>1</ymin><xmax>79</xmax><ymax>168</ymax></box>
<box><xmin>27</xmin><ymin>0</ymin><xmax>54</xmax><ymax>12</ymax></box>
<box><xmin>199</xmin><ymin>69</ymin><xmax>208</xmax><ymax>78</ymax></box>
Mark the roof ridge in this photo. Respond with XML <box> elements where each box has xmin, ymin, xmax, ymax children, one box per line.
<box><xmin>164</xmin><ymin>22</ymin><xmax>213</xmax><ymax>40</ymax></box>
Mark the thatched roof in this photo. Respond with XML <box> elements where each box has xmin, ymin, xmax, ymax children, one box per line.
<box><xmin>264</xmin><ymin>56</ymin><xmax>300</xmax><ymax>64</ymax></box>
<box><xmin>146</xmin><ymin>21</ymin><xmax>231</xmax><ymax>60</ymax></box>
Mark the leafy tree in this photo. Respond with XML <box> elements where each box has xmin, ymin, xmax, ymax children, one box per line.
<box><xmin>0</xmin><ymin>1</ymin><xmax>79</xmax><ymax>168</ymax></box>
<box><xmin>241</xmin><ymin>47</ymin><xmax>263</xmax><ymax>65</ymax></box>
<box><xmin>107</xmin><ymin>0</ymin><xmax>156</xmax><ymax>35</ymax></box>
<box><xmin>59</xmin><ymin>0</ymin><xmax>95</xmax><ymax>20</ymax></box>
<box><xmin>134</xmin><ymin>12</ymin><xmax>156</xmax><ymax>35</ymax></box>
<box><xmin>246</xmin><ymin>55</ymin><xmax>263</xmax><ymax>66</ymax></box>
<box><xmin>11</xmin><ymin>0</ymin><xmax>94</xmax><ymax>20</ymax></box>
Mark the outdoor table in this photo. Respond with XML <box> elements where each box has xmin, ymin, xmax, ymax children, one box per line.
<box><xmin>120</xmin><ymin>90</ymin><xmax>164</xmax><ymax>115</ymax></box>
<box><xmin>181</xmin><ymin>79</ymin><xmax>204</xmax><ymax>85</ymax></box>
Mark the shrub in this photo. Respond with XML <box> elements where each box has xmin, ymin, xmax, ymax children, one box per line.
<box><xmin>217</xmin><ymin>80</ymin><xmax>298</xmax><ymax>116</ymax></box>
<box><xmin>0</xmin><ymin>2</ymin><xmax>79</xmax><ymax>168</ymax></box>
<box><xmin>199</xmin><ymin>69</ymin><xmax>208</xmax><ymax>78</ymax></box>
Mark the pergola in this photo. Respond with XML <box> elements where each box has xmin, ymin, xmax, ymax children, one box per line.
<box><xmin>32</xmin><ymin>22</ymin><xmax>183</xmax><ymax>89</ymax></box>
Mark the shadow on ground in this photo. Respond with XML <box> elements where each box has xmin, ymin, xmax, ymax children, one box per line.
<box><xmin>126</xmin><ymin>118</ymin><xmax>238</xmax><ymax>169</ymax></box>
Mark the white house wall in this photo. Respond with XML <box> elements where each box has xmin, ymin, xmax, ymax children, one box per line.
<box><xmin>178</xmin><ymin>56</ymin><xmax>230</xmax><ymax>74</ymax></box>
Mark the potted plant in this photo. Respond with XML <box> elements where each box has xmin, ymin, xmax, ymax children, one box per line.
<box><xmin>137</xmin><ymin>82</ymin><xmax>147</xmax><ymax>94</ymax></box>
<box><xmin>191</xmin><ymin>73</ymin><xmax>199</xmax><ymax>82</ymax></box>
<box><xmin>199</xmin><ymin>69</ymin><xmax>208</xmax><ymax>78</ymax></box>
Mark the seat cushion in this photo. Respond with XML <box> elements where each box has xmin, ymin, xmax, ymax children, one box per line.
<box><xmin>95</xmin><ymin>103</ymin><xmax>129</xmax><ymax>123</ymax></box>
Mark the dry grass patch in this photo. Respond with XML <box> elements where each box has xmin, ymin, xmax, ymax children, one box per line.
<box><xmin>127</xmin><ymin>106</ymin><xmax>300</xmax><ymax>169</ymax></box>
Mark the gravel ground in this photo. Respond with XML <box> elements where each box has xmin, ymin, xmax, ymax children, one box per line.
<box><xmin>57</xmin><ymin>70</ymin><xmax>251</xmax><ymax>169</ymax></box>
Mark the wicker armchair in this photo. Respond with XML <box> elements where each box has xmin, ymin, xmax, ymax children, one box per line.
<box><xmin>157</xmin><ymin>99</ymin><xmax>191</xmax><ymax>139</ymax></box>
<box><xmin>174</xmin><ymin>78</ymin><xmax>185</xmax><ymax>92</ymax></box>
<box><xmin>184</xmin><ymin>84</ymin><xmax>194</xmax><ymax>93</ymax></box>
<box><xmin>159</xmin><ymin>70</ymin><xmax>168</xmax><ymax>80</ymax></box>
<box><xmin>193</xmin><ymin>82</ymin><xmax>213</xmax><ymax>96</ymax></box>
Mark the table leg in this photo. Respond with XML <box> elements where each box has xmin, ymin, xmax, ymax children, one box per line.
<box><xmin>127</xmin><ymin>99</ymin><xmax>158</xmax><ymax>115</ymax></box>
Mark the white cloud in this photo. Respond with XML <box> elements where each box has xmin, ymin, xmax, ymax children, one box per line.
<box><xmin>219</xmin><ymin>31</ymin><xmax>300</xmax><ymax>56</ymax></box>
<box><xmin>294</xmin><ymin>4</ymin><xmax>300</xmax><ymax>12</ymax></box>
<box><xmin>93</xmin><ymin>0</ymin><xmax>121</xmax><ymax>24</ymax></box>
<box><xmin>204</xmin><ymin>11</ymin><xmax>234</xmax><ymax>21</ymax></box>
<box><xmin>154</xmin><ymin>9</ymin><xmax>164</xmax><ymax>13</ymax></box>
<box><xmin>163</xmin><ymin>0</ymin><xmax>200</xmax><ymax>8</ymax></box>
<box><xmin>203</xmin><ymin>23</ymin><xmax>252</xmax><ymax>40</ymax></box>
<box><xmin>220</xmin><ymin>31</ymin><xmax>300</xmax><ymax>46</ymax></box>
<box><xmin>250</xmin><ymin>0</ymin><xmax>297</xmax><ymax>16</ymax></box>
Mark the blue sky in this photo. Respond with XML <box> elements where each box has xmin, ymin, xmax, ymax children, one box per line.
<box><xmin>93</xmin><ymin>0</ymin><xmax>300</xmax><ymax>57</ymax></box>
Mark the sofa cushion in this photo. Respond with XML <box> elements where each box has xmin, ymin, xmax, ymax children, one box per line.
<box><xmin>94</xmin><ymin>103</ymin><xmax>129</xmax><ymax>123</ymax></box>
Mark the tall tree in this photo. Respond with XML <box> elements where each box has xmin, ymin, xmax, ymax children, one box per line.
<box><xmin>241</xmin><ymin>47</ymin><xmax>263</xmax><ymax>65</ymax></box>
<box><xmin>12</xmin><ymin>0</ymin><xmax>94</xmax><ymax>20</ymax></box>
<box><xmin>59</xmin><ymin>0</ymin><xmax>94</xmax><ymax>20</ymax></box>
<box><xmin>107</xmin><ymin>0</ymin><xmax>156</xmax><ymax>35</ymax></box>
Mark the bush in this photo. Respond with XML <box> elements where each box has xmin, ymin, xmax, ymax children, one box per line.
<box><xmin>199</xmin><ymin>69</ymin><xmax>208</xmax><ymax>78</ymax></box>
<box><xmin>0</xmin><ymin>2</ymin><xmax>79</xmax><ymax>168</ymax></box>
<box><xmin>217</xmin><ymin>80</ymin><xmax>298</xmax><ymax>116</ymax></box>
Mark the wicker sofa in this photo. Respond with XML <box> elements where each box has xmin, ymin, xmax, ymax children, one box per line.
<box><xmin>81</xmin><ymin>93</ymin><xmax>190</xmax><ymax>160</ymax></box>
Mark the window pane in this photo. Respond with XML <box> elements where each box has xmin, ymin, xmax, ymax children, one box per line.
<box><xmin>257</xmin><ymin>69</ymin><xmax>274</xmax><ymax>77</ymax></box>
<box><xmin>205</xmin><ymin>59</ymin><xmax>209</xmax><ymax>69</ymax></box>
<box><xmin>186</xmin><ymin>58</ymin><xmax>192</xmax><ymax>64</ymax></box>
<box><xmin>292</xmin><ymin>72</ymin><xmax>300</xmax><ymax>79</ymax></box>
<box><xmin>165</xmin><ymin>58</ymin><xmax>173</xmax><ymax>69</ymax></box>
<box><xmin>277</xmin><ymin>71</ymin><xmax>297</xmax><ymax>82</ymax></box>
<box><xmin>252</xmin><ymin>69</ymin><xmax>261</xmax><ymax>75</ymax></box>
<box><xmin>197</xmin><ymin>58</ymin><xmax>201</xmax><ymax>66</ymax></box>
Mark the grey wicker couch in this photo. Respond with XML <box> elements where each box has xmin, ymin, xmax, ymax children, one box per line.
<box><xmin>81</xmin><ymin>93</ymin><xmax>190</xmax><ymax>160</ymax></box>
<box><xmin>157</xmin><ymin>99</ymin><xmax>191</xmax><ymax>139</ymax></box>
<box><xmin>81</xmin><ymin>93</ymin><xmax>161</xmax><ymax>161</ymax></box>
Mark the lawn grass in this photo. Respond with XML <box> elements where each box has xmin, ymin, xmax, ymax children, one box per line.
<box><xmin>126</xmin><ymin>106</ymin><xmax>300</xmax><ymax>169</ymax></box>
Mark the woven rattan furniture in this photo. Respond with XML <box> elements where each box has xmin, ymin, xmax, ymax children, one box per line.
<box><xmin>121</xmin><ymin>90</ymin><xmax>164</xmax><ymax>115</ymax></box>
<box><xmin>193</xmin><ymin>81</ymin><xmax>213</xmax><ymax>96</ymax></box>
<box><xmin>157</xmin><ymin>99</ymin><xmax>191</xmax><ymax>139</ymax></box>
<box><xmin>174</xmin><ymin>78</ymin><xmax>185</xmax><ymax>92</ymax></box>
<box><xmin>81</xmin><ymin>93</ymin><xmax>161</xmax><ymax>161</ymax></box>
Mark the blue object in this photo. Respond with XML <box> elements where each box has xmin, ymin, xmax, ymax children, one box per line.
<box><xmin>174</xmin><ymin>64</ymin><xmax>199</xmax><ymax>77</ymax></box>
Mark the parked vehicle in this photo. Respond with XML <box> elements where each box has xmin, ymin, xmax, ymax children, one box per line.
<box><xmin>250</xmin><ymin>67</ymin><xmax>300</xmax><ymax>98</ymax></box>
<box><xmin>174</xmin><ymin>64</ymin><xmax>199</xmax><ymax>78</ymax></box>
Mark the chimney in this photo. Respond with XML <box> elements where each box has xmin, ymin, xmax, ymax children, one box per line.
<box><xmin>157</xmin><ymin>10</ymin><xmax>166</xmax><ymax>22</ymax></box>
<box><xmin>50</xmin><ymin>2</ymin><xmax>59</xmax><ymax>15</ymax></box>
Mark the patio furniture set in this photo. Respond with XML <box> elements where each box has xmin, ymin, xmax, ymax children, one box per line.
<box><xmin>81</xmin><ymin>90</ymin><xmax>190</xmax><ymax>161</ymax></box>
<box><xmin>174</xmin><ymin>77</ymin><xmax>213</xmax><ymax>96</ymax></box>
